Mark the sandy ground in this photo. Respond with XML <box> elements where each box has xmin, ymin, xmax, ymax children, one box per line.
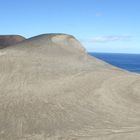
<box><xmin>0</xmin><ymin>34</ymin><xmax>140</xmax><ymax>140</ymax></box>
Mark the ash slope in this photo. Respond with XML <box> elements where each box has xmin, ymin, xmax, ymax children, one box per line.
<box><xmin>0</xmin><ymin>34</ymin><xmax>140</xmax><ymax>140</ymax></box>
<box><xmin>0</xmin><ymin>35</ymin><xmax>25</xmax><ymax>49</ymax></box>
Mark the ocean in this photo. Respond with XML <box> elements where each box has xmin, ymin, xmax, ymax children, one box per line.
<box><xmin>89</xmin><ymin>52</ymin><xmax>140</xmax><ymax>73</ymax></box>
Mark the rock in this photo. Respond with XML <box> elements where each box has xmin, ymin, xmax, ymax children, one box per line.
<box><xmin>0</xmin><ymin>35</ymin><xmax>25</xmax><ymax>48</ymax></box>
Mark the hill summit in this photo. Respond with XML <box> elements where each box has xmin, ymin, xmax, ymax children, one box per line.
<box><xmin>0</xmin><ymin>35</ymin><xmax>25</xmax><ymax>48</ymax></box>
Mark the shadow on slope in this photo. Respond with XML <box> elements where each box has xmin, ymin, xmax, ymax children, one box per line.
<box><xmin>0</xmin><ymin>35</ymin><xmax>26</xmax><ymax>49</ymax></box>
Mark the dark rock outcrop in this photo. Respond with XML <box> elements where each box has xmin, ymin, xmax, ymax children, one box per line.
<box><xmin>0</xmin><ymin>35</ymin><xmax>25</xmax><ymax>48</ymax></box>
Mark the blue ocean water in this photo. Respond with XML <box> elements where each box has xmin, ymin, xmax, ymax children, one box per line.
<box><xmin>89</xmin><ymin>52</ymin><xmax>140</xmax><ymax>73</ymax></box>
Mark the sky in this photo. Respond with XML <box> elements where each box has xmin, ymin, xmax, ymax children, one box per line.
<box><xmin>0</xmin><ymin>0</ymin><xmax>140</xmax><ymax>53</ymax></box>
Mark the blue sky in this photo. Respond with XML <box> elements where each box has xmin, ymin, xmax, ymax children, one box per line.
<box><xmin>0</xmin><ymin>0</ymin><xmax>140</xmax><ymax>53</ymax></box>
